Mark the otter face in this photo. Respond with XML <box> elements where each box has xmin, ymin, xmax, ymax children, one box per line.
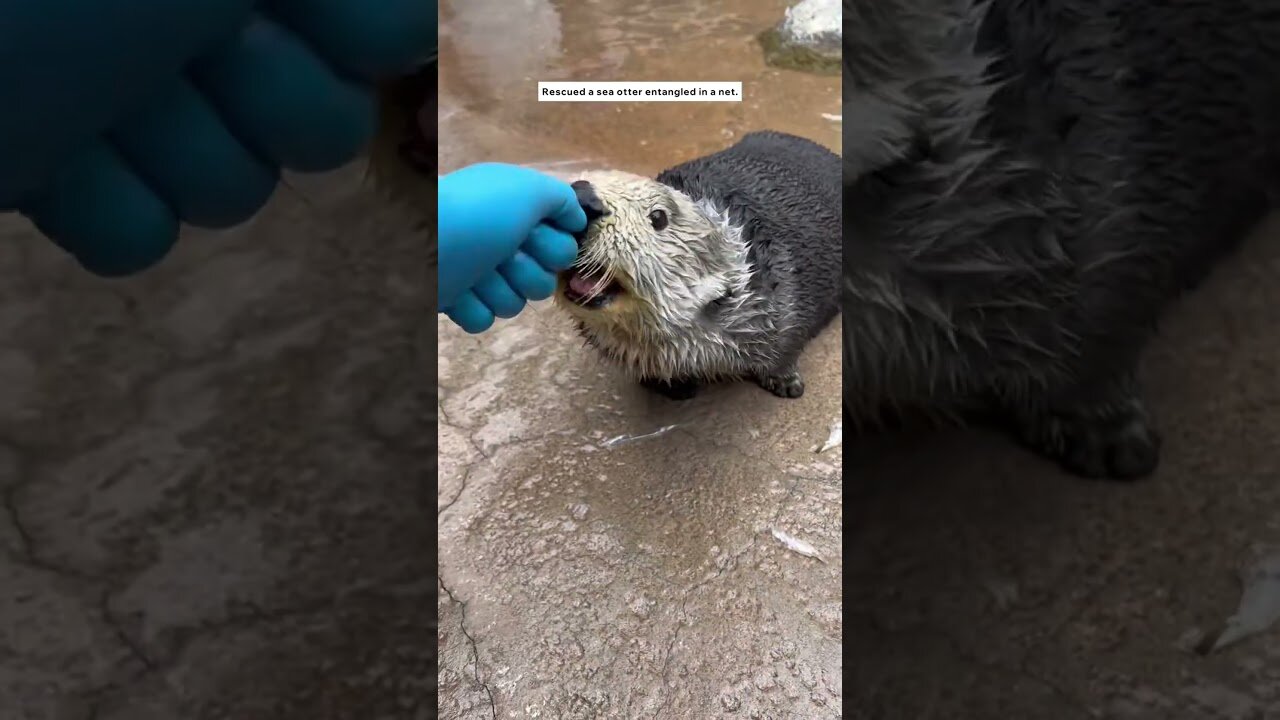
<box><xmin>554</xmin><ymin>170</ymin><xmax>750</xmax><ymax>340</ymax></box>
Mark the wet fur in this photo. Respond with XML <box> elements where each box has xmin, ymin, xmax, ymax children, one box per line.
<box><xmin>563</xmin><ymin>131</ymin><xmax>841</xmax><ymax>399</ymax></box>
<box><xmin>843</xmin><ymin>0</ymin><xmax>1280</xmax><ymax>477</ymax></box>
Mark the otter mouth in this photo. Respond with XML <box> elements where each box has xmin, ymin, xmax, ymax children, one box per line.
<box><xmin>563</xmin><ymin>267</ymin><xmax>624</xmax><ymax>308</ymax></box>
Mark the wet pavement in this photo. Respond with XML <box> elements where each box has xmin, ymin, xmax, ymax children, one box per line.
<box><xmin>438</xmin><ymin>318</ymin><xmax>843</xmax><ymax>718</ymax></box>
<box><xmin>849</xmin><ymin>215</ymin><xmax>1280</xmax><ymax>719</ymax></box>
<box><xmin>0</xmin><ymin>165</ymin><xmax>434</xmax><ymax>719</ymax></box>
<box><xmin>438</xmin><ymin>0</ymin><xmax>841</xmax><ymax>179</ymax></box>
<box><xmin>437</xmin><ymin>0</ymin><xmax>843</xmax><ymax>717</ymax></box>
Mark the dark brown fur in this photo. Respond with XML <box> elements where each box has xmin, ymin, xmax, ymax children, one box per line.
<box><xmin>843</xmin><ymin>0</ymin><xmax>1280</xmax><ymax>478</ymax></box>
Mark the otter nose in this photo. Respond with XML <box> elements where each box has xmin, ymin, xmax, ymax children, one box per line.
<box><xmin>571</xmin><ymin>180</ymin><xmax>607</xmax><ymax>223</ymax></box>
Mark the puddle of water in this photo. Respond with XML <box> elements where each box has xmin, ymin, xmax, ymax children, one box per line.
<box><xmin>438</xmin><ymin>0</ymin><xmax>841</xmax><ymax>175</ymax></box>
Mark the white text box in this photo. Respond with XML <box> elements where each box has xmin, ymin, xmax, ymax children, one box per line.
<box><xmin>538</xmin><ymin>81</ymin><xmax>743</xmax><ymax>102</ymax></box>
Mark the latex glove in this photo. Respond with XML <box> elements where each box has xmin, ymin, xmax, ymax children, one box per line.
<box><xmin>0</xmin><ymin>0</ymin><xmax>436</xmax><ymax>277</ymax></box>
<box><xmin>438</xmin><ymin>163</ymin><xmax>586</xmax><ymax>333</ymax></box>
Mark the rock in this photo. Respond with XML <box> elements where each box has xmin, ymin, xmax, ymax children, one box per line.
<box><xmin>758</xmin><ymin>0</ymin><xmax>841</xmax><ymax>75</ymax></box>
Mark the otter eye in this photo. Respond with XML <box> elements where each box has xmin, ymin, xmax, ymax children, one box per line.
<box><xmin>649</xmin><ymin>209</ymin><xmax>668</xmax><ymax>231</ymax></box>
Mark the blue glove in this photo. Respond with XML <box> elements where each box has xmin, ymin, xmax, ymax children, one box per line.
<box><xmin>0</xmin><ymin>0</ymin><xmax>436</xmax><ymax>277</ymax></box>
<box><xmin>438</xmin><ymin>163</ymin><xmax>586</xmax><ymax>333</ymax></box>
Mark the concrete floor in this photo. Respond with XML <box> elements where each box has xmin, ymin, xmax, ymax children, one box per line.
<box><xmin>849</xmin><ymin>215</ymin><xmax>1280</xmax><ymax>719</ymax></box>
<box><xmin>437</xmin><ymin>314</ymin><xmax>843</xmax><ymax>718</ymax></box>
<box><xmin>0</xmin><ymin>166</ymin><xmax>435</xmax><ymax>719</ymax></box>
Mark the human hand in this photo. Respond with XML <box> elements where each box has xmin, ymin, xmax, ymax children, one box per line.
<box><xmin>438</xmin><ymin>163</ymin><xmax>586</xmax><ymax>333</ymax></box>
<box><xmin>0</xmin><ymin>0</ymin><xmax>435</xmax><ymax>276</ymax></box>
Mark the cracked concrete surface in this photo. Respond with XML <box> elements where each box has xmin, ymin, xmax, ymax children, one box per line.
<box><xmin>850</xmin><ymin>215</ymin><xmax>1280</xmax><ymax>719</ymax></box>
<box><xmin>0</xmin><ymin>165</ymin><xmax>434</xmax><ymax>720</ymax></box>
<box><xmin>438</xmin><ymin>313</ymin><xmax>843</xmax><ymax>718</ymax></box>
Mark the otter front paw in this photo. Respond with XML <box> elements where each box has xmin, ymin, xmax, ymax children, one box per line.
<box><xmin>755</xmin><ymin>368</ymin><xmax>805</xmax><ymax>399</ymax></box>
<box><xmin>640</xmin><ymin>377</ymin><xmax>700</xmax><ymax>400</ymax></box>
<box><xmin>1016</xmin><ymin>393</ymin><xmax>1161</xmax><ymax>480</ymax></box>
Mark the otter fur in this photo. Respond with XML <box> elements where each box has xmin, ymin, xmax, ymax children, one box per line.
<box><xmin>843</xmin><ymin>0</ymin><xmax>1280</xmax><ymax>478</ymax></box>
<box><xmin>557</xmin><ymin>131</ymin><xmax>841</xmax><ymax>400</ymax></box>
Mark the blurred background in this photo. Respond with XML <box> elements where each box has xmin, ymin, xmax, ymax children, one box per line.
<box><xmin>0</xmin><ymin>165</ymin><xmax>434</xmax><ymax>718</ymax></box>
<box><xmin>848</xmin><ymin>212</ymin><xmax>1280</xmax><ymax>718</ymax></box>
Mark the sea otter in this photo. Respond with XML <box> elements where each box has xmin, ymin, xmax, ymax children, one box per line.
<box><xmin>842</xmin><ymin>0</ymin><xmax>1280</xmax><ymax>479</ymax></box>
<box><xmin>555</xmin><ymin>131</ymin><xmax>842</xmax><ymax>400</ymax></box>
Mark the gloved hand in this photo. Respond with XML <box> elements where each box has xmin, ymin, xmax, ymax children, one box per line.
<box><xmin>438</xmin><ymin>163</ymin><xmax>585</xmax><ymax>333</ymax></box>
<box><xmin>0</xmin><ymin>0</ymin><xmax>435</xmax><ymax>277</ymax></box>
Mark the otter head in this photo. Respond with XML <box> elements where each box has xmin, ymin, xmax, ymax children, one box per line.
<box><xmin>552</xmin><ymin>169</ymin><xmax>758</xmax><ymax>378</ymax></box>
<box><xmin>554</xmin><ymin>170</ymin><xmax>751</xmax><ymax>348</ymax></box>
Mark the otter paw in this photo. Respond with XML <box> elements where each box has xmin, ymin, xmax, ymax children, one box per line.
<box><xmin>640</xmin><ymin>377</ymin><xmax>700</xmax><ymax>401</ymax></box>
<box><xmin>756</xmin><ymin>370</ymin><xmax>805</xmax><ymax>399</ymax></box>
<box><xmin>1020</xmin><ymin>399</ymin><xmax>1162</xmax><ymax>481</ymax></box>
